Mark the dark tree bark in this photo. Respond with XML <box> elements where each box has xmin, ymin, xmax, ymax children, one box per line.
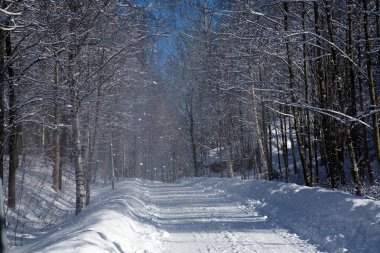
<box><xmin>6</xmin><ymin>32</ymin><xmax>18</xmax><ymax>209</ymax></box>
<box><xmin>357</xmin><ymin>45</ymin><xmax>374</xmax><ymax>184</ymax></box>
<box><xmin>346</xmin><ymin>0</ymin><xmax>361</xmax><ymax>195</ymax></box>
<box><xmin>0</xmin><ymin>178</ymin><xmax>7</xmax><ymax>253</ymax></box>
<box><xmin>283</xmin><ymin>2</ymin><xmax>310</xmax><ymax>186</ymax></box>
<box><xmin>53</xmin><ymin>60</ymin><xmax>62</xmax><ymax>192</ymax></box>
<box><xmin>187</xmin><ymin>98</ymin><xmax>199</xmax><ymax>177</ymax></box>
<box><xmin>0</xmin><ymin>29</ymin><xmax>4</xmax><ymax>182</ymax></box>
<box><xmin>362</xmin><ymin>0</ymin><xmax>380</xmax><ymax>173</ymax></box>
<box><xmin>302</xmin><ymin>2</ymin><xmax>314</xmax><ymax>185</ymax></box>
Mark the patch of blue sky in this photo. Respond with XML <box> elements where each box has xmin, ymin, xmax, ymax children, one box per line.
<box><xmin>127</xmin><ymin>0</ymin><xmax>228</xmax><ymax>76</ymax></box>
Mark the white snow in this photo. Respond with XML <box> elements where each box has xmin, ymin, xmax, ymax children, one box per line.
<box><xmin>10</xmin><ymin>177</ymin><xmax>380</xmax><ymax>253</ymax></box>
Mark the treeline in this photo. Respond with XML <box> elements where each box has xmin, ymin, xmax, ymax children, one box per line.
<box><xmin>168</xmin><ymin>0</ymin><xmax>380</xmax><ymax>195</ymax></box>
<box><xmin>0</xmin><ymin>0</ymin><xmax>182</xmax><ymax>219</ymax></box>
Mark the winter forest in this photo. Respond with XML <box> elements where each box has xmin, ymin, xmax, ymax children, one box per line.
<box><xmin>0</xmin><ymin>0</ymin><xmax>380</xmax><ymax>252</ymax></box>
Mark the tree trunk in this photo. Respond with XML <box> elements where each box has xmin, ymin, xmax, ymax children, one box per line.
<box><xmin>0</xmin><ymin>178</ymin><xmax>7</xmax><ymax>253</ymax></box>
<box><xmin>68</xmin><ymin>46</ymin><xmax>85</xmax><ymax>215</ymax></box>
<box><xmin>313</xmin><ymin>2</ymin><xmax>324</xmax><ymax>184</ymax></box>
<box><xmin>187</xmin><ymin>99</ymin><xmax>199</xmax><ymax>177</ymax></box>
<box><xmin>346</xmin><ymin>126</ymin><xmax>362</xmax><ymax>196</ymax></box>
<box><xmin>227</xmin><ymin>145</ymin><xmax>234</xmax><ymax>178</ymax></box>
<box><xmin>53</xmin><ymin>120</ymin><xmax>61</xmax><ymax>192</ymax></box>
<box><xmin>249</xmin><ymin>60</ymin><xmax>271</xmax><ymax>180</ymax></box>
<box><xmin>83</xmin><ymin>118</ymin><xmax>90</xmax><ymax>205</ymax></box>
<box><xmin>110</xmin><ymin>135</ymin><xmax>115</xmax><ymax>190</ymax></box>
<box><xmin>283</xmin><ymin>2</ymin><xmax>310</xmax><ymax>186</ymax></box>
<box><xmin>362</xmin><ymin>0</ymin><xmax>380</xmax><ymax>173</ymax></box>
<box><xmin>53</xmin><ymin>60</ymin><xmax>61</xmax><ymax>192</ymax></box>
<box><xmin>264</xmin><ymin>106</ymin><xmax>273</xmax><ymax>178</ymax></box>
<box><xmin>238</xmin><ymin>102</ymin><xmax>247</xmax><ymax>179</ymax></box>
<box><xmin>0</xmin><ymin>29</ymin><xmax>4</xmax><ymax>181</ymax></box>
<box><xmin>313</xmin><ymin>119</ymin><xmax>320</xmax><ymax>184</ymax></box>
<box><xmin>6</xmin><ymin>32</ymin><xmax>18</xmax><ymax>209</ymax></box>
<box><xmin>288</xmin><ymin>117</ymin><xmax>298</xmax><ymax>175</ymax></box>
<box><xmin>274</xmin><ymin>119</ymin><xmax>282</xmax><ymax>178</ymax></box>
<box><xmin>280</xmin><ymin>109</ymin><xmax>289</xmax><ymax>182</ymax></box>
<box><xmin>88</xmin><ymin>86</ymin><xmax>101</xmax><ymax>184</ymax></box>
<box><xmin>302</xmin><ymin>2</ymin><xmax>314</xmax><ymax>185</ymax></box>
<box><xmin>87</xmin><ymin>47</ymin><xmax>105</xmax><ymax>186</ymax></box>
<box><xmin>251</xmin><ymin>89</ymin><xmax>269</xmax><ymax>180</ymax></box>
<box><xmin>68</xmin><ymin>0</ymin><xmax>85</xmax><ymax>215</ymax></box>
<box><xmin>357</xmin><ymin>45</ymin><xmax>374</xmax><ymax>184</ymax></box>
<box><xmin>377</xmin><ymin>0</ymin><xmax>380</xmax><ymax>67</ymax></box>
<box><xmin>71</xmin><ymin>108</ymin><xmax>85</xmax><ymax>215</ymax></box>
<box><xmin>346</xmin><ymin>0</ymin><xmax>361</xmax><ymax>191</ymax></box>
<box><xmin>322</xmin><ymin>0</ymin><xmax>344</xmax><ymax>189</ymax></box>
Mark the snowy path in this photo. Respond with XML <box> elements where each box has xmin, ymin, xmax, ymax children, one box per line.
<box><xmin>10</xmin><ymin>177</ymin><xmax>380</xmax><ymax>253</ymax></box>
<box><xmin>12</xmin><ymin>178</ymin><xmax>323</xmax><ymax>253</ymax></box>
<box><xmin>139</xmin><ymin>181</ymin><xmax>321</xmax><ymax>253</ymax></box>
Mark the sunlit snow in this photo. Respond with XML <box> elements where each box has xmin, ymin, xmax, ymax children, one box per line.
<box><xmin>10</xmin><ymin>178</ymin><xmax>380</xmax><ymax>253</ymax></box>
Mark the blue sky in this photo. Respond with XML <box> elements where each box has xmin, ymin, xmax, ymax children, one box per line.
<box><xmin>128</xmin><ymin>0</ymin><xmax>227</xmax><ymax>78</ymax></box>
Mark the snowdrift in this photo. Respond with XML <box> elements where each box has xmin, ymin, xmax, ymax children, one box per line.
<box><xmin>10</xmin><ymin>179</ymin><xmax>166</xmax><ymax>253</ymax></box>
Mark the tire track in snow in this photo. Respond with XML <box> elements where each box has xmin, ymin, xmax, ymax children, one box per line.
<box><xmin>138</xmin><ymin>180</ymin><xmax>322</xmax><ymax>253</ymax></box>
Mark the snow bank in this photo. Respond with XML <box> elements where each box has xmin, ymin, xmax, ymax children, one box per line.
<box><xmin>11</xmin><ymin>179</ymin><xmax>166</xmax><ymax>253</ymax></box>
<box><xmin>5</xmin><ymin>156</ymin><xmax>76</xmax><ymax>247</ymax></box>
<box><xmin>185</xmin><ymin>177</ymin><xmax>380</xmax><ymax>253</ymax></box>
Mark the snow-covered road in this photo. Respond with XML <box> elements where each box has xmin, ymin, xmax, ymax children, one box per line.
<box><xmin>142</xmin><ymin>182</ymin><xmax>321</xmax><ymax>253</ymax></box>
<box><xmin>12</xmin><ymin>178</ymin><xmax>380</xmax><ymax>253</ymax></box>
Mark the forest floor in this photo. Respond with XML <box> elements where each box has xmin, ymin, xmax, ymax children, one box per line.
<box><xmin>10</xmin><ymin>176</ymin><xmax>380</xmax><ymax>253</ymax></box>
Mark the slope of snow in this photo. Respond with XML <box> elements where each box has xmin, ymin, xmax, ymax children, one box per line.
<box><xmin>10</xmin><ymin>179</ymin><xmax>166</xmax><ymax>253</ymax></box>
<box><xmin>10</xmin><ymin>177</ymin><xmax>380</xmax><ymax>253</ymax></box>
<box><xmin>5</xmin><ymin>156</ymin><xmax>76</xmax><ymax>247</ymax></box>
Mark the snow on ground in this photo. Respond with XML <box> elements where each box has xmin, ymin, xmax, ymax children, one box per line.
<box><xmin>10</xmin><ymin>177</ymin><xmax>380</xmax><ymax>253</ymax></box>
<box><xmin>186</xmin><ymin>178</ymin><xmax>380</xmax><ymax>253</ymax></box>
<box><xmin>5</xmin><ymin>156</ymin><xmax>76</xmax><ymax>247</ymax></box>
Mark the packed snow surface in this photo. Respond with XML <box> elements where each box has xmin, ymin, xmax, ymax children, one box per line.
<box><xmin>11</xmin><ymin>178</ymin><xmax>380</xmax><ymax>253</ymax></box>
